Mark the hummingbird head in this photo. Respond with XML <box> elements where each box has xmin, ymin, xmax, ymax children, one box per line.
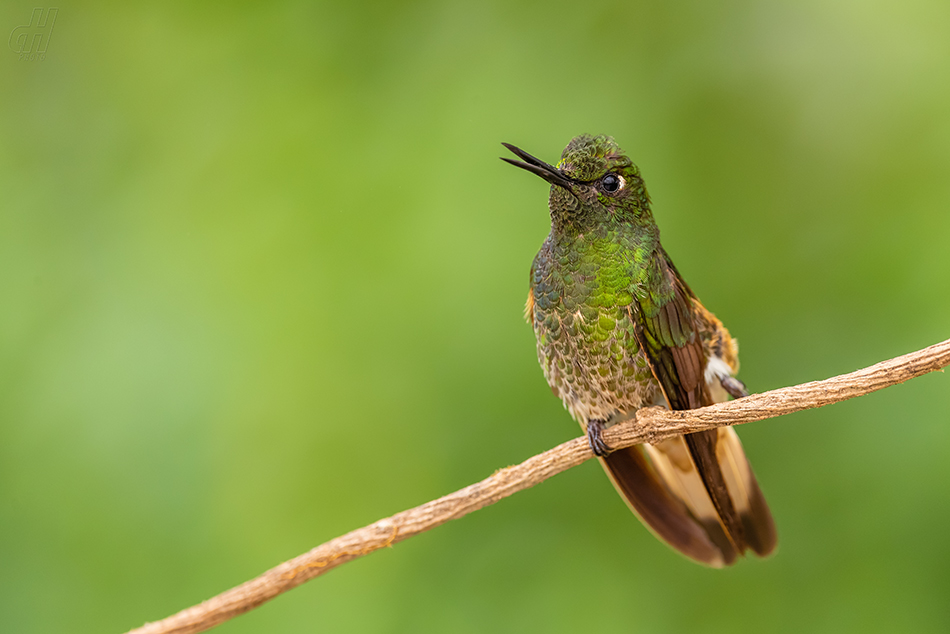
<box><xmin>502</xmin><ymin>134</ymin><xmax>652</xmax><ymax>231</ymax></box>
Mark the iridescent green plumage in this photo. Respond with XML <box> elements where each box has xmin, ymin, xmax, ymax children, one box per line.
<box><xmin>505</xmin><ymin>135</ymin><xmax>777</xmax><ymax>566</ymax></box>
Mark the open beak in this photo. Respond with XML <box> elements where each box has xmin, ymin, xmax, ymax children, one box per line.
<box><xmin>501</xmin><ymin>143</ymin><xmax>574</xmax><ymax>189</ymax></box>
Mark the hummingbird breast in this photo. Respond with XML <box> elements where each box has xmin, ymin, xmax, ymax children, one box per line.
<box><xmin>529</xmin><ymin>231</ymin><xmax>660</xmax><ymax>425</ymax></box>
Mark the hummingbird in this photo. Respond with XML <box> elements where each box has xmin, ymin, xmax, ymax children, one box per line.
<box><xmin>502</xmin><ymin>134</ymin><xmax>776</xmax><ymax>566</ymax></box>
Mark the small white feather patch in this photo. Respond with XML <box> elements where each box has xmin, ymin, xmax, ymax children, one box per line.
<box><xmin>704</xmin><ymin>356</ymin><xmax>733</xmax><ymax>385</ymax></box>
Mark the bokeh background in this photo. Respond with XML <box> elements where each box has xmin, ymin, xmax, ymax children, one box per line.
<box><xmin>2</xmin><ymin>1</ymin><xmax>949</xmax><ymax>632</ymax></box>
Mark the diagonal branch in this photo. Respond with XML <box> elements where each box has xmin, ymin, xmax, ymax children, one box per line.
<box><xmin>127</xmin><ymin>338</ymin><xmax>950</xmax><ymax>634</ymax></box>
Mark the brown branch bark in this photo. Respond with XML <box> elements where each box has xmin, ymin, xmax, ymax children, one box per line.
<box><xmin>127</xmin><ymin>338</ymin><xmax>950</xmax><ymax>634</ymax></box>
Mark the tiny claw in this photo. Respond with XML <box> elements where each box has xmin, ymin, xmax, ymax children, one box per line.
<box><xmin>721</xmin><ymin>376</ymin><xmax>749</xmax><ymax>399</ymax></box>
<box><xmin>586</xmin><ymin>418</ymin><xmax>611</xmax><ymax>457</ymax></box>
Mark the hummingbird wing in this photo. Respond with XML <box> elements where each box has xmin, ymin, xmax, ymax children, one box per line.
<box><xmin>708</xmin><ymin>426</ymin><xmax>777</xmax><ymax>556</ymax></box>
<box><xmin>625</xmin><ymin>250</ymin><xmax>767</xmax><ymax>559</ymax></box>
<box><xmin>696</xmin><ymin>303</ymin><xmax>778</xmax><ymax>557</ymax></box>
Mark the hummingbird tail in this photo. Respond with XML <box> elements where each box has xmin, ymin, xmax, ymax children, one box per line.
<box><xmin>600</xmin><ymin>445</ymin><xmax>735</xmax><ymax>567</ymax></box>
<box><xmin>643</xmin><ymin>429</ymin><xmax>777</xmax><ymax>561</ymax></box>
<box><xmin>711</xmin><ymin>426</ymin><xmax>777</xmax><ymax>557</ymax></box>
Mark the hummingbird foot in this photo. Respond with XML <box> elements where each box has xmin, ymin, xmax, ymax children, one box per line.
<box><xmin>586</xmin><ymin>418</ymin><xmax>611</xmax><ymax>457</ymax></box>
<box><xmin>720</xmin><ymin>376</ymin><xmax>749</xmax><ymax>399</ymax></box>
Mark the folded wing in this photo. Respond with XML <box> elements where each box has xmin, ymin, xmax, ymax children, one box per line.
<box><xmin>600</xmin><ymin>249</ymin><xmax>776</xmax><ymax>565</ymax></box>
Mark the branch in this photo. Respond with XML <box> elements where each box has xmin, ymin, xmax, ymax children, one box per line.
<box><xmin>127</xmin><ymin>338</ymin><xmax>950</xmax><ymax>634</ymax></box>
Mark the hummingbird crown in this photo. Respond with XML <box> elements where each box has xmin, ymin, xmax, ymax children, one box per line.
<box><xmin>500</xmin><ymin>135</ymin><xmax>652</xmax><ymax>232</ymax></box>
<box><xmin>555</xmin><ymin>134</ymin><xmax>649</xmax><ymax>214</ymax></box>
<box><xmin>557</xmin><ymin>135</ymin><xmax>653</xmax><ymax>235</ymax></box>
<box><xmin>556</xmin><ymin>134</ymin><xmax>634</xmax><ymax>181</ymax></box>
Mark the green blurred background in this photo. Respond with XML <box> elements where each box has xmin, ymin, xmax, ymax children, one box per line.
<box><xmin>2</xmin><ymin>1</ymin><xmax>949</xmax><ymax>632</ymax></box>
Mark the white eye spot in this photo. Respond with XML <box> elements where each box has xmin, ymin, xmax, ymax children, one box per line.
<box><xmin>601</xmin><ymin>173</ymin><xmax>625</xmax><ymax>194</ymax></box>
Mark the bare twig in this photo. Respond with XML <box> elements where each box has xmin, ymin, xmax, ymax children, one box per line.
<box><xmin>127</xmin><ymin>338</ymin><xmax>950</xmax><ymax>634</ymax></box>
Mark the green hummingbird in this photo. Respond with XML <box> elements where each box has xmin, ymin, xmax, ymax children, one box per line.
<box><xmin>502</xmin><ymin>134</ymin><xmax>776</xmax><ymax>566</ymax></box>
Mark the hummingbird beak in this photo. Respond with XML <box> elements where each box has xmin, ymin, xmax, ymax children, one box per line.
<box><xmin>500</xmin><ymin>143</ymin><xmax>574</xmax><ymax>190</ymax></box>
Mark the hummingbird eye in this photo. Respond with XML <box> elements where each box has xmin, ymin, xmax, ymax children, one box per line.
<box><xmin>600</xmin><ymin>173</ymin><xmax>624</xmax><ymax>194</ymax></box>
